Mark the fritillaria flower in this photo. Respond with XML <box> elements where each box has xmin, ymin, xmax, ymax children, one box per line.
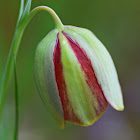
<box><xmin>34</xmin><ymin>25</ymin><xmax>124</xmax><ymax>128</ymax></box>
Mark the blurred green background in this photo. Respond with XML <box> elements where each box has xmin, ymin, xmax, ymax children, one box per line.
<box><xmin>0</xmin><ymin>0</ymin><xmax>140</xmax><ymax>140</ymax></box>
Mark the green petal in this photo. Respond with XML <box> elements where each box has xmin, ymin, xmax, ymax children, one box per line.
<box><xmin>64</xmin><ymin>26</ymin><xmax>124</xmax><ymax>111</ymax></box>
<box><xmin>34</xmin><ymin>29</ymin><xmax>64</xmax><ymax>128</ymax></box>
<box><xmin>59</xmin><ymin>32</ymin><xmax>104</xmax><ymax>126</ymax></box>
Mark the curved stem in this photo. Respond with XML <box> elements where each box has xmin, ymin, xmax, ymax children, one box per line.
<box><xmin>0</xmin><ymin>6</ymin><xmax>63</xmax><ymax>120</ymax></box>
<box><xmin>29</xmin><ymin>6</ymin><xmax>64</xmax><ymax>30</ymax></box>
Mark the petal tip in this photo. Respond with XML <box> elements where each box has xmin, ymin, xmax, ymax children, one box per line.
<box><xmin>59</xmin><ymin>123</ymin><xmax>65</xmax><ymax>129</ymax></box>
<box><xmin>111</xmin><ymin>103</ymin><xmax>124</xmax><ymax>111</ymax></box>
<box><xmin>116</xmin><ymin>105</ymin><xmax>124</xmax><ymax>111</ymax></box>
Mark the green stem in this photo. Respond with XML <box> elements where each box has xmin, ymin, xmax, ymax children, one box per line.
<box><xmin>29</xmin><ymin>6</ymin><xmax>64</xmax><ymax>30</ymax></box>
<box><xmin>0</xmin><ymin>26</ymin><xmax>25</xmax><ymax>120</ymax></box>
<box><xmin>0</xmin><ymin>6</ymin><xmax>63</xmax><ymax>121</ymax></box>
<box><xmin>13</xmin><ymin>54</ymin><xmax>18</xmax><ymax>140</ymax></box>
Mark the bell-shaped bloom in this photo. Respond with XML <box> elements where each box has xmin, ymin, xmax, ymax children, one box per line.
<box><xmin>34</xmin><ymin>26</ymin><xmax>124</xmax><ymax>128</ymax></box>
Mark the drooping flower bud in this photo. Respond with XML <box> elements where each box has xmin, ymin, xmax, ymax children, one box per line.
<box><xmin>34</xmin><ymin>25</ymin><xmax>124</xmax><ymax>128</ymax></box>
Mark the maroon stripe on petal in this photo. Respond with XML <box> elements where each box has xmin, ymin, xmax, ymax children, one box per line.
<box><xmin>63</xmin><ymin>32</ymin><xmax>108</xmax><ymax>116</ymax></box>
<box><xmin>53</xmin><ymin>33</ymin><xmax>80</xmax><ymax>124</ymax></box>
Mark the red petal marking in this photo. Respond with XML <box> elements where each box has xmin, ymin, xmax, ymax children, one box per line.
<box><xmin>53</xmin><ymin>33</ymin><xmax>80</xmax><ymax>124</ymax></box>
<box><xmin>62</xmin><ymin>32</ymin><xmax>108</xmax><ymax>116</ymax></box>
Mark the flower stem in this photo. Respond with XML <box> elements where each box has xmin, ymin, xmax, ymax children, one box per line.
<box><xmin>13</xmin><ymin>54</ymin><xmax>19</xmax><ymax>140</ymax></box>
<box><xmin>0</xmin><ymin>26</ymin><xmax>25</xmax><ymax>120</ymax></box>
<box><xmin>0</xmin><ymin>6</ymin><xmax>63</xmax><ymax>121</ymax></box>
<box><xmin>29</xmin><ymin>6</ymin><xmax>64</xmax><ymax>30</ymax></box>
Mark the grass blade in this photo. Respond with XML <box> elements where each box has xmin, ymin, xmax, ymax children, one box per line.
<box><xmin>17</xmin><ymin>0</ymin><xmax>25</xmax><ymax>24</ymax></box>
<box><xmin>22</xmin><ymin>0</ymin><xmax>32</xmax><ymax>18</ymax></box>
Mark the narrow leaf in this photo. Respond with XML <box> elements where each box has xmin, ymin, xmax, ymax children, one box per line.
<box><xmin>22</xmin><ymin>0</ymin><xmax>32</xmax><ymax>18</ymax></box>
<box><xmin>17</xmin><ymin>0</ymin><xmax>24</xmax><ymax>23</ymax></box>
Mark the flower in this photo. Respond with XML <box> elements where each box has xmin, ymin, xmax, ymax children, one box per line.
<box><xmin>34</xmin><ymin>25</ymin><xmax>124</xmax><ymax>128</ymax></box>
